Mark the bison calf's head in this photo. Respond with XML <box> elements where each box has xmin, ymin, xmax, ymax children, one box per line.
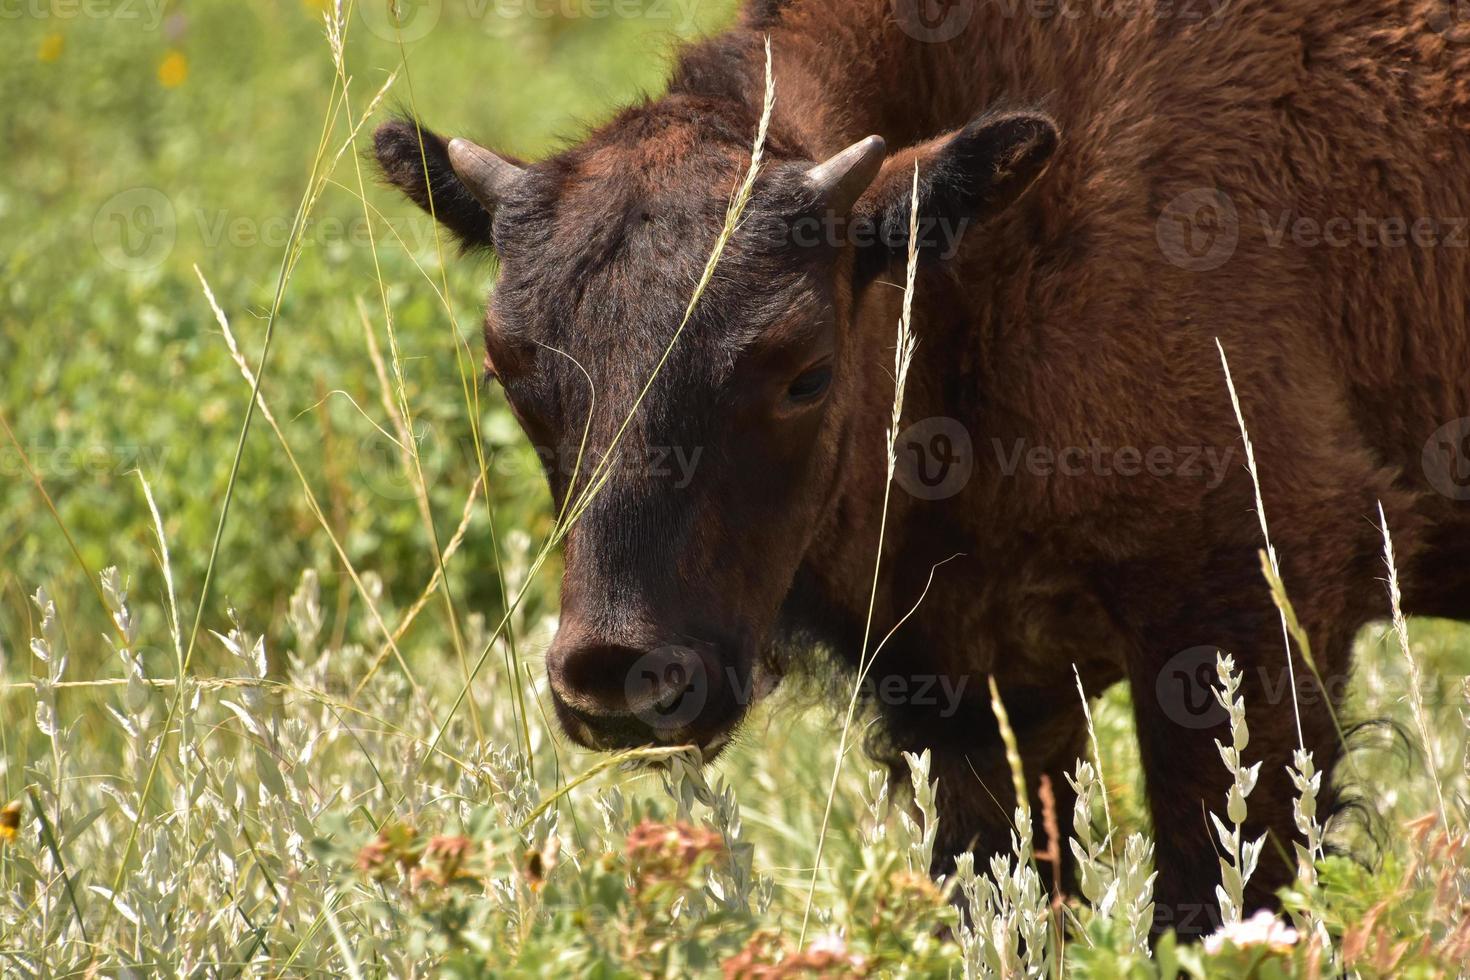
<box><xmin>374</xmin><ymin>101</ymin><xmax>1058</xmax><ymax>754</ymax></box>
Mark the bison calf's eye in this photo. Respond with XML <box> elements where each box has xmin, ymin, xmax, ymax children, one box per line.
<box><xmin>786</xmin><ymin>364</ymin><xmax>833</xmax><ymax>405</ymax></box>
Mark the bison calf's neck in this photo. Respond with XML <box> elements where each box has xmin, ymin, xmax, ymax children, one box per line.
<box><xmin>377</xmin><ymin>0</ymin><xmax>1470</xmax><ymax>939</ymax></box>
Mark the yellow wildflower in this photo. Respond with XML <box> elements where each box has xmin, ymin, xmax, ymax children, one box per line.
<box><xmin>0</xmin><ymin>801</ymin><xmax>20</xmax><ymax>844</ymax></box>
<box><xmin>38</xmin><ymin>33</ymin><xmax>64</xmax><ymax>63</ymax></box>
<box><xmin>158</xmin><ymin>50</ymin><xmax>189</xmax><ymax>88</ymax></box>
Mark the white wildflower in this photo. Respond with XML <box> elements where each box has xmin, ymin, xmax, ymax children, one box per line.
<box><xmin>1203</xmin><ymin>909</ymin><xmax>1299</xmax><ymax>955</ymax></box>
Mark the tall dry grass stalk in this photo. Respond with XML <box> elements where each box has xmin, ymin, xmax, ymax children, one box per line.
<box><xmin>1215</xmin><ymin>339</ymin><xmax>1306</xmax><ymax>749</ymax></box>
<box><xmin>800</xmin><ymin>163</ymin><xmax>923</xmax><ymax>943</ymax></box>
<box><xmin>95</xmin><ymin>48</ymin><xmax>398</xmax><ymax>950</ymax></box>
<box><xmin>1072</xmin><ymin>665</ymin><xmax>1117</xmax><ymax>863</ymax></box>
<box><xmin>1377</xmin><ymin>502</ymin><xmax>1452</xmax><ymax>834</ymax></box>
<box><xmin>1216</xmin><ymin>339</ymin><xmax>1348</xmax><ymax>912</ymax></box>
<box><xmin>561</xmin><ymin>38</ymin><xmax>777</xmax><ymax>533</ymax></box>
<box><xmin>136</xmin><ymin>471</ymin><xmax>183</xmax><ymax>674</ymax></box>
<box><xmin>203</xmin><ymin>269</ymin><xmax>417</xmax><ymax>688</ymax></box>
<box><xmin>988</xmin><ymin>676</ymin><xmax>1029</xmax><ymax>826</ymax></box>
<box><xmin>331</xmin><ymin>0</ymin><xmax>489</xmax><ymax>744</ymax></box>
<box><xmin>384</xmin><ymin>39</ymin><xmax>779</xmax><ymax>803</ymax></box>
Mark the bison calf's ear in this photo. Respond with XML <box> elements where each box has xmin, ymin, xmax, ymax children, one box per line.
<box><xmin>855</xmin><ymin>111</ymin><xmax>1059</xmax><ymax>274</ymax></box>
<box><xmin>373</xmin><ymin>117</ymin><xmax>524</xmax><ymax>252</ymax></box>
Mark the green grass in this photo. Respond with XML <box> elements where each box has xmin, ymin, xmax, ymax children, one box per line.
<box><xmin>2</xmin><ymin>2</ymin><xmax>1468</xmax><ymax>975</ymax></box>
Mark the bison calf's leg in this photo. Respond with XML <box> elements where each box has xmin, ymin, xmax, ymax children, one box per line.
<box><xmin>1128</xmin><ymin>626</ymin><xmax>1351</xmax><ymax>939</ymax></box>
<box><xmin>898</xmin><ymin>688</ymin><xmax>1087</xmax><ymax>897</ymax></box>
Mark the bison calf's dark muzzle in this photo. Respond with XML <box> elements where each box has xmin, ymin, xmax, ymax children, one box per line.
<box><xmin>546</xmin><ymin>633</ymin><xmax>741</xmax><ymax>753</ymax></box>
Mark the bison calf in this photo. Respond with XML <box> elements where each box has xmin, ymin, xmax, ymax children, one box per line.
<box><xmin>376</xmin><ymin>0</ymin><xmax>1470</xmax><ymax>936</ymax></box>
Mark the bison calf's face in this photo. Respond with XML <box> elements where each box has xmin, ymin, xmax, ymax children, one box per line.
<box><xmin>374</xmin><ymin>110</ymin><xmax>887</xmax><ymax>754</ymax></box>
<box><xmin>374</xmin><ymin>105</ymin><xmax>1058</xmax><ymax>754</ymax></box>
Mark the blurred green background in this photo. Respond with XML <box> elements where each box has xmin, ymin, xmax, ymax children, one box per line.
<box><xmin>0</xmin><ymin>0</ymin><xmax>740</xmax><ymax>680</ymax></box>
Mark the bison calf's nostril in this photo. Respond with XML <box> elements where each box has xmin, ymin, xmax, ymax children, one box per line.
<box><xmin>547</xmin><ymin>638</ymin><xmax>720</xmax><ymax>746</ymax></box>
<box><xmin>547</xmin><ymin>642</ymin><xmax>645</xmax><ymax>715</ymax></box>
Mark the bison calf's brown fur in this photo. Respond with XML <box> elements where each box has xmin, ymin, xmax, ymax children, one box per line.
<box><xmin>376</xmin><ymin>0</ymin><xmax>1470</xmax><ymax>938</ymax></box>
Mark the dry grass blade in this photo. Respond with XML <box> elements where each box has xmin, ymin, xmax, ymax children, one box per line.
<box><xmin>517</xmin><ymin>745</ymin><xmax>699</xmax><ymax>833</ymax></box>
<box><xmin>355</xmin><ymin>475</ymin><xmax>484</xmax><ymax>699</ymax></box>
<box><xmin>344</xmin><ymin>292</ymin><xmax>482</xmax><ymax>737</ymax></box>
<box><xmin>1073</xmin><ymin>664</ymin><xmax>1117</xmax><ymax>864</ymax></box>
<box><xmin>136</xmin><ymin>471</ymin><xmax>183</xmax><ymax>673</ymax></box>
<box><xmin>800</xmin><ymin>162</ymin><xmax>923</xmax><ymax>944</ymax></box>
<box><xmin>1216</xmin><ymin>338</ymin><xmax>1306</xmax><ymax>749</ymax></box>
<box><xmin>329</xmin><ymin>8</ymin><xmax>482</xmax><ymax>740</ymax></box>
<box><xmin>200</xmin><ymin>267</ymin><xmax>421</xmax><ymax>692</ymax></box>
<box><xmin>93</xmin><ymin>67</ymin><xmax>373</xmax><ymax>952</ymax></box>
<box><xmin>561</xmin><ymin>36</ymin><xmax>776</xmax><ymax>533</ymax></box>
<box><xmin>988</xmin><ymin>676</ymin><xmax>1028</xmax><ymax>819</ymax></box>
<box><xmin>1377</xmin><ymin>501</ymin><xmax>1452</xmax><ymax>834</ymax></box>
<box><xmin>396</xmin><ymin>36</ymin><xmax>778</xmax><ymax>815</ymax></box>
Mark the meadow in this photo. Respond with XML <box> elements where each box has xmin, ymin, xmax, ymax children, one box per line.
<box><xmin>1</xmin><ymin>1</ymin><xmax>1467</xmax><ymax>975</ymax></box>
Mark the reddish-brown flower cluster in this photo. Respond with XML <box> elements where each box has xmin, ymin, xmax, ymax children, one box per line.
<box><xmin>354</xmin><ymin>822</ymin><xmax>422</xmax><ymax>881</ymax></box>
<box><xmin>1341</xmin><ymin>814</ymin><xmax>1470</xmax><ymax>973</ymax></box>
<box><xmin>873</xmin><ymin>870</ymin><xmax>941</xmax><ymax>921</ymax></box>
<box><xmin>414</xmin><ymin>834</ymin><xmax>476</xmax><ymax>889</ymax></box>
<box><xmin>623</xmin><ymin>819</ymin><xmax>725</xmax><ymax>888</ymax></box>
<box><xmin>722</xmin><ymin>930</ymin><xmax>867</xmax><ymax>979</ymax></box>
<box><xmin>356</xmin><ymin>826</ymin><xmax>483</xmax><ymax>890</ymax></box>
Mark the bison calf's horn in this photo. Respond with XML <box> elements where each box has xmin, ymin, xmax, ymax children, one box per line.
<box><xmin>804</xmin><ymin>134</ymin><xmax>887</xmax><ymax>215</ymax></box>
<box><xmin>447</xmin><ymin>137</ymin><xmax>525</xmax><ymax>215</ymax></box>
